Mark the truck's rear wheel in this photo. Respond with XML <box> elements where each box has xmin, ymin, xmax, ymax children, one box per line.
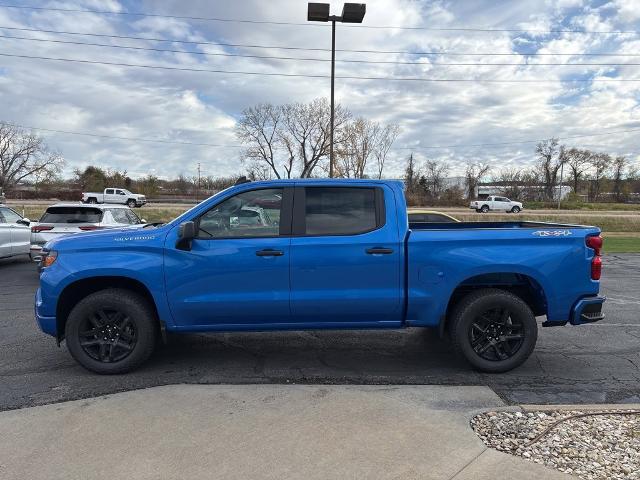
<box><xmin>449</xmin><ymin>289</ymin><xmax>537</xmax><ymax>373</ymax></box>
<box><xmin>127</xmin><ymin>199</ymin><xmax>137</xmax><ymax>208</ymax></box>
<box><xmin>65</xmin><ymin>289</ymin><xmax>157</xmax><ymax>374</ymax></box>
<box><xmin>88</xmin><ymin>197</ymin><xmax>97</xmax><ymax>204</ymax></box>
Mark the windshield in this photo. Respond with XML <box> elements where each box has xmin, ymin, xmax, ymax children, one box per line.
<box><xmin>40</xmin><ymin>207</ymin><xmax>103</xmax><ymax>224</ymax></box>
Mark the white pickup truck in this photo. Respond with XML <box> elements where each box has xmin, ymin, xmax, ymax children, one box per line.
<box><xmin>82</xmin><ymin>188</ymin><xmax>146</xmax><ymax>208</ymax></box>
<box><xmin>470</xmin><ymin>196</ymin><xmax>523</xmax><ymax>213</ymax></box>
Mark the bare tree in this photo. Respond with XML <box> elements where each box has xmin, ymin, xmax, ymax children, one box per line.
<box><xmin>565</xmin><ymin>148</ymin><xmax>591</xmax><ymax>195</ymax></box>
<box><xmin>588</xmin><ymin>152</ymin><xmax>611</xmax><ymax>201</ymax></box>
<box><xmin>420</xmin><ymin>160</ymin><xmax>450</xmax><ymax>199</ymax></box>
<box><xmin>335</xmin><ymin>117</ymin><xmax>377</xmax><ymax>178</ymax></box>
<box><xmin>0</xmin><ymin>122</ymin><xmax>64</xmax><ymax>192</ymax></box>
<box><xmin>535</xmin><ymin>138</ymin><xmax>566</xmax><ymax>201</ymax></box>
<box><xmin>611</xmin><ymin>155</ymin><xmax>628</xmax><ymax>202</ymax></box>
<box><xmin>493</xmin><ymin>167</ymin><xmax>523</xmax><ymax>199</ymax></box>
<box><xmin>236</xmin><ymin>104</ymin><xmax>282</xmax><ymax>179</ymax></box>
<box><xmin>334</xmin><ymin>119</ymin><xmax>398</xmax><ymax>179</ymax></box>
<box><xmin>404</xmin><ymin>153</ymin><xmax>418</xmax><ymax>194</ymax></box>
<box><xmin>282</xmin><ymin>98</ymin><xmax>350</xmax><ymax>178</ymax></box>
<box><xmin>464</xmin><ymin>161</ymin><xmax>491</xmax><ymax>200</ymax></box>
<box><xmin>373</xmin><ymin>123</ymin><xmax>399</xmax><ymax>179</ymax></box>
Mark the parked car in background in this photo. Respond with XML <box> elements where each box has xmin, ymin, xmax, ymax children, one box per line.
<box><xmin>470</xmin><ymin>196</ymin><xmax>523</xmax><ymax>213</ymax></box>
<box><xmin>30</xmin><ymin>203</ymin><xmax>146</xmax><ymax>262</ymax></box>
<box><xmin>82</xmin><ymin>188</ymin><xmax>146</xmax><ymax>208</ymax></box>
<box><xmin>0</xmin><ymin>205</ymin><xmax>31</xmax><ymax>259</ymax></box>
<box><xmin>408</xmin><ymin>209</ymin><xmax>460</xmax><ymax>223</ymax></box>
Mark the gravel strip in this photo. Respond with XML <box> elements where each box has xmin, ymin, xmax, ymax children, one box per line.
<box><xmin>471</xmin><ymin>410</ymin><xmax>640</xmax><ymax>480</ymax></box>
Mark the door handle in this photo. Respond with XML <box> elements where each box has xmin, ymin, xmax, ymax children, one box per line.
<box><xmin>365</xmin><ymin>247</ymin><xmax>394</xmax><ymax>255</ymax></box>
<box><xmin>256</xmin><ymin>249</ymin><xmax>284</xmax><ymax>257</ymax></box>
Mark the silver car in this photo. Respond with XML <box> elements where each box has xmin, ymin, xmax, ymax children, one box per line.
<box><xmin>0</xmin><ymin>205</ymin><xmax>31</xmax><ymax>259</ymax></box>
<box><xmin>30</xmin><ymin>203</ymin><xmax>146</xmax><ymax>261</ymax></box>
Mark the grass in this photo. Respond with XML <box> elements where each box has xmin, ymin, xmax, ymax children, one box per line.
<box><xmin>455</xmin><ymin>213</ymin><xmax>640</xmax><ymax>233</ymax></box>
<box><xmin>525</xmin><ymin>201</ymin><xmax>640</xmax><ymax>211</ymax></box>
<box><xmin>602</xmin><ymin>237</ymin><xmax>640</xmax><ymax>253</ymax></box>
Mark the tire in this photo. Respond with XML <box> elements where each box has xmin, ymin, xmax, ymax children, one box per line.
<box><xmin>511</xmin><ymin>206</ymin><xmax>521</xmax><ymax>213</ymax></box>
<box><xmin>127</xmin><ymin>199</ymin><xmax>137</xmax><ymax>208</ymax></box>
<box><xmin>448</xmin><ymin>288</ymin><xmax>537</xmax><ymax>373</ymax></box>
<box><xmin>480</xmin><ymin>205</ymin><xmax>490</xmax><ymax>213</ymax></box>
<box><xmin>88</xmin><ymin>198</ymin><xmax>97</xmax><ymax>204</ymax></box>
<box><xmin>65</xmin><ymin>289</ymin><xmax>157</xmax><ymax>374</ymax></box>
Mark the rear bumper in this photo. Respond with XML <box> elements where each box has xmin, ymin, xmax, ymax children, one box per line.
<box><xmin>570</xmin><ymin>296</ymin><xmax>606</xmax><ymax>325</ymax></box>
<box><xmin>30</xmin><ymin>244</ymin><xmax>43</xmax><ymax>262</ymax></box>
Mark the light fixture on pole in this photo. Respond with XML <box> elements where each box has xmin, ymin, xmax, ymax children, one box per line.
<box><xmin>307</xmin><ymin>3</ymin><xmax>366</xmax><ymax>178</ymax></box>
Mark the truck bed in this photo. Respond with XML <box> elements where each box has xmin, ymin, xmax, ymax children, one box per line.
<box><xmin>405</xmin><ymin>221</ymin><xmax>601</xmax><ymax>328</ymax></box>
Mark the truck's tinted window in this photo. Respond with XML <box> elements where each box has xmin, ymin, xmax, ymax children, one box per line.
<box><xmin>105</xmin><ymin>189</ymin><xmax>114</xmax><ymax>195</ymax></box>
<box><xmin>40</xmin><ymin>207</ymin><xmax>103</xmax><ymax>224</ymax></box>
<box><xmin>198</xmin><ymin>188</ymin><xmax>283</xmax><ymax>238</ymax></box>
<box><xmin>304</xmin><ymin>187</ymin><xmax>377</xmax><ymax>236</ymax></box>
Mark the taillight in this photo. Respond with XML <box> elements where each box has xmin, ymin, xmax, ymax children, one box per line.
<box><xmin>586</xmin><ymin>235</ymin><xmax>603</xmax><ymax>280</ymax></box>
<box><xmin>591</xmin><ymin>256</ymin><xmax>602</xmax><ymax>280</ymax></box>
<box><xmin>31</xmin><ymin>225</ymin><xmax>53</xmax><ymax>233</ymax></box>
<box><xmin>78</xmin><ymin>226</ymin><xmax>102</xmax><ymax>231</ymax></box>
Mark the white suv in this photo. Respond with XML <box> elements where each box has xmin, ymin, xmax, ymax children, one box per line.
<box><xmin>470</xmin><ymin>196</ymin><xmax>523</xmax><ymax>213</ymax></box>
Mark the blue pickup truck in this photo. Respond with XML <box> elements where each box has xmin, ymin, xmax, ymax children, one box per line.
<box><xmin>35</xmin><ymin>179</ymin><xmax>605</xmax><ymax>374</ymax></box>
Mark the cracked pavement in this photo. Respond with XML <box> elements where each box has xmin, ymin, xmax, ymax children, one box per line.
<box><xmin>1</xmin><ymin>254</ymin><xmax>639</xmax><ymax>411</ymax></box>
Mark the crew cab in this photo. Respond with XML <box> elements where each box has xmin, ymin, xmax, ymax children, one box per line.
<box><xmin>35</xmin><ymin>179</ymin><xmax>604</xmax><ymax>374</ymax></box>
<box><xmin>82</xmin><ymin>188</ymin><xmax>146</xmax><ymax>208</ymax></box>
<box><xmin>471</xmin><ymin>196</ymin><xmax>523</xmax><ymax>213</ymax></box>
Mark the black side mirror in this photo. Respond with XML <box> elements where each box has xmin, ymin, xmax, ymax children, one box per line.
<box><xmin>176</xmin><ymin>221</ymin><xmax>196</xmax><ymax>251</ymax></box>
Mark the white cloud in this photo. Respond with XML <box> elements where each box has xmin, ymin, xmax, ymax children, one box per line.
<box><xmin>0</xmin><ymin>0</ymin><xmax>638</xmax><ymax>179</ymax></box>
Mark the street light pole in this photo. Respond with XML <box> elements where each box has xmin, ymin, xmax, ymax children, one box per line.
<box><xmin>329</xmin><ymin>18</ymin><xmax>336</xmax><ymax>178</ymax></box>
<box><xmin>308</xmin><ymin>3</ymin><xmax>366</xmax><ymax>179</ymax></box>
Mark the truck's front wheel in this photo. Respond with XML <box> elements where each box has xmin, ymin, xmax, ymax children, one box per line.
<box><xmin>449</xmin><ymin>289</ymin><xmax>537</xmax><ymax>373</ymax></box>
<box><xmin>65</xmin><ymin>289</ymin><xmax>157</xmax><ymax>374</ymax></box>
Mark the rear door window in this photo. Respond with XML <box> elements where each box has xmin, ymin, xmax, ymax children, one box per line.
<box><xmin>40</xmin><ymin>207</ymin><xmax>103</xmax><ymax>224</ymax></box>
<box><xmin>302</xmin><ymin>187</ymin><xmax>379</xmax><ymax>236</ymax></box>
<box><xmin>105</xmin><ymin>189</ymin><xmax>114</xmax><ymax>195</ymax></box>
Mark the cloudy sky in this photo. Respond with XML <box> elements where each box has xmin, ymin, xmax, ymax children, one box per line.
<box><xmin>0</xmin><ymin>0</ymin><xmax>639</xmax><ymax>180</ymax></box>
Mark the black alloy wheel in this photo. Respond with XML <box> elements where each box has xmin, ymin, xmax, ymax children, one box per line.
<box><xmin>449</xmin><ymin>289</ymin><xmax>538</xmax><ymax>373</ymax></box>
<box><xmin>65</xmin><ymin>289</ymin><xmax>157</xmax><ymax>374</ymax></box>
<box><xmin>78</xmin><ymin>309</ymin><xmax>137</xmax><ymax>363</ymax></box>
<box><xmin>469</xmin><ymin>307</ymin><xmax>525</xmax><ymax>362</ymax></box>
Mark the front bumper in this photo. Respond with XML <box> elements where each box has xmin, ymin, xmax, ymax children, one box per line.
<box><xmin>35</xmin><ymin>287</ymin><xmax>57</xmax><ymax>337</ymax></box>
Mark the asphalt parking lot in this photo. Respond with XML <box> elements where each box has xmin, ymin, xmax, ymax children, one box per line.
<box><xmin>1</xmin><ymin>254</ymin><xmax>639</xmax><ymax>411</ymax></box>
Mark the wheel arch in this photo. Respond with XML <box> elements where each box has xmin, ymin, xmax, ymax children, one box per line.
<box><xmin>440</xmin><ymin>272</ymin><xmax>547</xmax><ymax>336</ymax></box>
<box><xmin>56</xmin><ymin>276</ymin><xmax>161</xmax><ymax>342</ymax></box>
